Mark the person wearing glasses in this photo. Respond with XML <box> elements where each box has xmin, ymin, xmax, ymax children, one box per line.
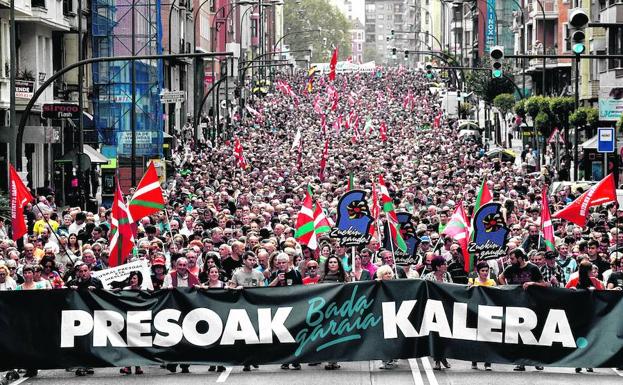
<box><xmin>302</xmin><ymin>260</ymin><xmax>321</xmax><ymax>285</ymax></box>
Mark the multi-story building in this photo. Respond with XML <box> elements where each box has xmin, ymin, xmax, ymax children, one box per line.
<box><xmin>0</xmin><ymin>0</ymin><xmax>84</xmax><ymax>193</ymax></box>
<box><xmin>365</xmin><ymin>0</ymin><xmax>417</xmax><ymax>65</ymax></box>
<box><xmin>351</xmin><ymin>19</ymin><xmax>365</xmax><ymax>64</ymax></box>
<box><xmin>594</xmin><ymin>0</ymin><xmax>623</xmax><ymax>123</ymax></box>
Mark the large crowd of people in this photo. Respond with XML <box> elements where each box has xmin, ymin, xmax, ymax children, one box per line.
<box><xmin>1</xmin><ymin>67</ymin><xmax>622</xmax><ymax>378</ymax></box>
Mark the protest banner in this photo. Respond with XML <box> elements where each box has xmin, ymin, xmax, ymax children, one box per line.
<box><xmin>92</xmin><ymin>259</ymin><xmax>154</xmax><ymax>290</ymax></box>
<box><xmin>0</xmin><ymin>280</ymin><xmax>621</xmax><ymax>370</ymax></box>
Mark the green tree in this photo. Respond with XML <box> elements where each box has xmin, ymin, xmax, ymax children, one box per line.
<box><xmin>514</xmin><ymin>99</ymin><xmax>526</xmax><ymax>118</ymax></box>
<box><xmin>494</xmin><ymin>93</ymin><xmax>515</xmax><ymax>145</ymax></box>
<box><xmin>363</xmin><ymin>45</ymin><xmax>377</xmax><ymax>63</ymax></box>
<box><xmin>617</xmin><ymin>114</ymin><xmax>623</xmax><ymax>132</ymax></box>
<box><xmin>493</xmin><ymin>93</ymin><xmax>515</xmax><ymax>116</ymax></box>
<box><xmin>464</xmin><ymin>58</ymin><xmax>515</xmax><ymax>104</ymax></box>
<box><xmin>0</xmin><ymin>190</ymin><xmax>9</xmax><ymax>224</ymax></box>
<box><xmin>283</xmin><ymin>0</ymin><xmax>352</xmax><ymax>61</ymax></box>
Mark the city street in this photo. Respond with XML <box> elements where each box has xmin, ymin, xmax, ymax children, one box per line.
<box><xmin>11</xmin><ymin>359</ymin><xmax>622</xmax><ymax>385</ymax></box>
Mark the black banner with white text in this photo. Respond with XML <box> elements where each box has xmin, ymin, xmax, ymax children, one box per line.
<box><xmin>0</xmin><ymin>280</ymin><xmax>622</xmax><ymax>370</ymax></box>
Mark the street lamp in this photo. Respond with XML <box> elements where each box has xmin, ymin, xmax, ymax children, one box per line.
<box><xmin>273</xmin><ymin>28</ymin><xmax>321</xmax><ymax>53</ymax></box>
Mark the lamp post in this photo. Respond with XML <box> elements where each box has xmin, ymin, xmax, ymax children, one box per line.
<box><xmin>273</xmin><ymin>28</ymin><xmax>321</xmax><ymax>53</ymax></box>
<box><xmin>508</xmin><ymin>0</ymin><xmax>526</xmax><ymax>98</ymax></box>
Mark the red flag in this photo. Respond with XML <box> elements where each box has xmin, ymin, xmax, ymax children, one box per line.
<box><xmin>9</xmin><ymin>165</ymin><xmax>33</xmax><ymax>241</ymax></box>
<box><xmin>329</xmin><ymin>47</ymin><xmax>338</xmax><ymax>81</ymax></box>
<box><xmin>128</xmin><ymin>162</ymin><xmax>165</xmax><ymax>222</ymax></box>
<box><xmin>553</xmin><ymin>173</ymin><xmax>617</xmax><ymax>227</ymax></box>
<box><xmin>318</xmin><ymin>139</ymin><xmax>329</xmax><ymax>181</ymax></box>
<box><xmin>379</xmin><ymin>121</ymin><xmax>388</xmax><ymax>142</ymax></box>
<box><xmin>233</xmin><ymin>137</ymin><xmax>248</xmax><ymax>169</ymax></box>
<box><xmin>369</xmin><ymin>181</ymin><xmax>381</xmax><ymax>238</ymax></box>
<box><xmin>442</xmin><ymin>201</ymin><xmax>471</xmax><ymax>272</ymax></box>
<box><xmin>541</xmin><ymin>186</ymin><xmax>555</xmax><ymax>251</ymax></box>
<box><xmin>109</xmin><ymin>179</ymin><xmax>135</xmax><ymax>267</ymax></box>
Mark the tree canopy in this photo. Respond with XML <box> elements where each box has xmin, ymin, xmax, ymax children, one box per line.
<box><xmin>283</xmin><ymin>0</ymin><xmax>352</xmax><ymax>62</ymax></box>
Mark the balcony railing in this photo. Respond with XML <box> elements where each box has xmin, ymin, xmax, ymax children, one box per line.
<box><xmin>527</xmin><ymin>47</ymin><xmax>558</xmax><ymax>67</ymax></box>
<box><xmin>527</xmin><ymin>0</ymin><xmax>557</xmax><ymax>17</ymax></box>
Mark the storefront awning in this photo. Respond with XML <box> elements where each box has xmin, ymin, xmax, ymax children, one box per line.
<box><xmin>581</xmin><ymin>134</ymin><xmax>598</xmax><ymax>150</ymax></box>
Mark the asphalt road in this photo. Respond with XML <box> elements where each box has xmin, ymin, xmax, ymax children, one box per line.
<box><xmin>9</xmin><ymin>359</ymin><xmax>622</xmax><ymax>385</ymax></box>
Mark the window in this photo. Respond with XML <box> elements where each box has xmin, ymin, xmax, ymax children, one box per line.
<box><xmin>32</xmin><ymin>0</ymin><xmax>46</xmax><ymax>8</ymax></box>
<box><xmin>358</xmin><ymin>43</ymin><xmax>362</xmax><ymax>50</ymax></box>
<box><xmin>562</xmin><ymin>23</ymin><xmax>570</xmax><ymax>52</ymax></box>
<box><xmin>62</xmin><ymin>0</ymin><xmax>73</xmax><ymax>15</ymax></box>
<box><xmin>608</xmin><ymin>27</ymin><xmax>623</xmax><ymax>69</ymax></box>
<box><xmin>209</xmin><ymin>0</ymin><xmax>215</xmax><ymax>12</ymax></box>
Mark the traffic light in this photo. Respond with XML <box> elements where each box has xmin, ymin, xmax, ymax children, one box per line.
<box><xmin>404</xmin><ymin>50</ymin><xmax>409</xmax><ymax>60</ymax></box>
<box><xmin>391</xmin><ymin>29</ymin><xmax>395</xmax><ymax>37</ymax></box>
<box><xmin>489</xmin><ymin>46</ymin><xmax>504</xmax><ymax>78</ymax></box>
<box><xmin>392</xmin><ymin>47</ymin><xmax>397</xmax><ymax>59</ymax></box>
<box><xmin>569</xmin><ymin>8</ymin><xmax>589</xmax><ymax>54</ymax></box>
<box><xmin>425</xmin><ymin>63</ymin><xmax>433</xmax><ymax>79</ymax></box>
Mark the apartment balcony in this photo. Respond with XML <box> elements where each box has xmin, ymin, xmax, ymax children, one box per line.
<box><xmin>527</xmin><ymin>47</ymin><xmax>569</xmax><ymax>70</ymax></box>
<box><xmin>0</xmin><ymin>0</ymin><xmax>32</xmax><ymax>16</ymax></box>
<box><xmin>600</xmin><ymin>2</ymin><xmax>623</xmax><ymax>23</ymax></box>
<box><xmin>0</xmin><ymin>78</ymin><xmax>9</xmax><ymax>109</ymax></box>
<box><xmin>587</xmin><ymin>79</ymin><xmax>600</xmax><ymax>100</ymax></box>
<box><xmin>527</xmin><ymin>0</ymin><xmax>558</xmax><ymax>19</ymax></box>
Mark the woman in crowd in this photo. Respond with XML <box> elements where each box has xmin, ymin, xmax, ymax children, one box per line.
<box><xmin>150</xmin><ymin>257</ymin><xmax>167</xmax><ymax>290</ymax></box>
<box><xmin>467</xmin><ymin>261</ymin><xmax>495</xmax><ymax>371</ymax></box>
<box><xmin>566</xmin><ymin>260</ymin><xmax>602</xmax><ymax>373</ymax></box>
<box><xmin>15</xmin><ymin>265</ymin><xmax>50</xmax><ymax>291</ymax></box>
<box><xmin>39</xmin><ymin>256</ymin><xmax>64</xmax><ymax>289</ymax></box>
<box><xmin>320</xmin><ymin>255</ymin><xmax>350</xmax><ymax>370</ymax></box>
<box><xmin>422</xmin><ymin>256</ymin><xmax>452</xmax><ymax>370</ymax></box>
<box><xmin>352</xmin><ymin>254</ymin><xmax>372</xmax><ymax>281</ymax></box>
<box><xmin>376</xmin><ymin>265</ymin><xmax>398</xmax><ymax>369</ymax></box>
<box><xmin>0</xmin><ymin>264</ymin><xmax>16</xmax><ymax>291</ymax></box>
<box><xmin>120</xmin><ymin>271</ymin><xmax>144</xmax><ymax>375</ymax></box>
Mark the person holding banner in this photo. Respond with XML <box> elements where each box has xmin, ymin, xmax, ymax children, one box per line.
<box><xmin>120</xmin><ymin>271</ymin><xmax>144</xmax><ymax>375</ymax></box>
<box><xmin>320</xmin><ymin>255</ymin><xmax>350</xmax><ymax>370</ymax></box>
<box><xmin>468</xmin><ymin>261</ymin><xmax>495</xmax><ymax>371</ymax></box>
<box><xmin>163</xmin><ymin>257</ymin><xmax>197</xmax><ymax>374</ymax></box>
<box><xmin>498</xmin><ymin>248</ymin><xmax>546</xmax><ymax>372</ymax></box>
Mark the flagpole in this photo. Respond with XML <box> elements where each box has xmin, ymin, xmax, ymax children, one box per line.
<box><xmin>163</xmin><ymin>208</ymin><xmax>176</xmax><ymax>244</ymax></box>
<box><xmin>386</xmin><ymin>220</ymin><xmax>399</xmax><ymax>279</ymax></box>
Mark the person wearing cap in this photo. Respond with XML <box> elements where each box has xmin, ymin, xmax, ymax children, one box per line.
<box><xmin>150</xmin><ymin>256</ymin><xmax>167</xmax><ymax>290</ymax></box>
<box><xmin>540</xmin><ymin>251</ymin><xmax>565</xmax><ymax>287</ymax></box>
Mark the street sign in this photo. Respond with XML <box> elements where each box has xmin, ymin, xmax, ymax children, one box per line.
<box><xmin>160</xmin><ymin>90</ymin><xmax>186</xmax><ymax>104</ymax></box>
<box><xmin>42</xmin><ymin>103</ymin><xmax>80</xmax><ymax>119</ymax></box>
<box><xmin>597</xmin><ymin>127</ymin><xmax>615</xmax><ymax>153</ymax></box>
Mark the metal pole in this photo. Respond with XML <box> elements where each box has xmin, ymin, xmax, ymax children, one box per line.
<box><xmin>78</xmin><ymin>0</ymin><xmax>85</xmax><ymax>206</ymax></box>
<box><xmin>9</xmin><ymin>0</ymin><xmax>16</xmax><ymax>169</ymax></box>
<box><xmin>521</xmin><ymin>0</ymin><xmax>526</xmax><ymax>98</ymax></box>
<box><xmin>15</xmin><ymin>51</ymin><xmax>233</xmax><ymax>169</ymax></box>
<box><xmin>131</xmin><ymin>0</ymin><xmax>137</xmax><ymax>186</ymax></box>
<box><xmin>167</xmin><ymin>0</ymin><xmax>177</xmax><ymax>135</ymax></box>
<box><xmin>259</xmin><ymin>0</ymin><xmax>263</xmax><ymax>80</ymax></box>
<box><xmin>574</xmin><ymin>54</ymin><xmax>580</xmax><ymax>180</ymax></box>
<box><xmin>535</xmin><ymin>0</ymin><xmax>546</xmax><ymax>95</ymax></box>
